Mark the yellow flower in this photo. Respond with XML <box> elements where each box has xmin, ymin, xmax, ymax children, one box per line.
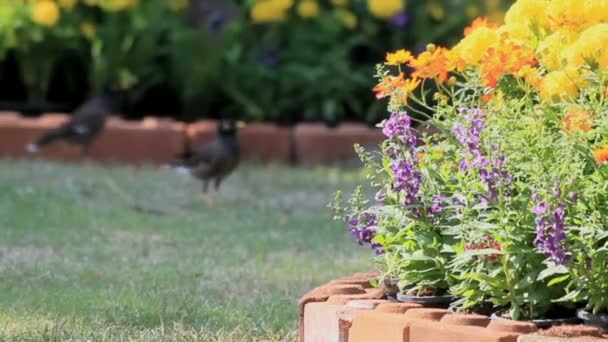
<box><xmin>539</xmin><ymin>70</ymin><xmax>579</xmax><ymax>102</ymax></box>
<box><xmin>385</xmin><ymin>49</ymin><xmax>413</xmax><ymax>66</ymax></box>
<box><xmin>330</xmin><ymin>0</ymin><xmax>348</xmax><ymax>7</ymax></box>
<box><xmin>427</xmin><ymin>3</ymin><xmax>445</xmax><ymax>20</ymax></box>
<box><xmin>498</xmin><ymin>23</ymin><xmax>535</xmax><ymax>43</ymax></box>
<box><xmin>80</xmin><ymin>22</ymin><xmax>96</xmax><ymax>39</ymax></box>
<box><xmin>335</xmin><ymin>9</ymin><xmax>357</xmax><ymax>29</ymax></box>
<box><xmin>546</xmin><ymin>0</ymin><xmax>588</xmax><ymax>31</ymax></box>
<box><xmin>297</xmin><ymin>0</ymin><xmax>319</xmax><ymax>18</ymax></box>
<box><xmin>585</xmin><ymin>0</ymin><xmax>608</xmax><ymax>26</ymax></box>
<box><xmin>504</xmin><ymin>0</ymin><xmax>549</xmax><ymax>29</ymax></box>
<box><xmin>367</xmin><ymin>0</ymin><xmax>403</xmax><ymax>19</ymax></box>
<box><xmin>59</xmin><ymin>0</ymin><xmax>77</xmax><ymax>10</ymax></box>
<box><xmin>537</xmin><ymin>30</ymin><xmax>578</xmax><ymax>70</ymax></box>
<box><xmin>564</xmin><ymin>23</ymin><xmax>608</xmax><ymax>70</ymax></box>
<box><xmin>453</xmin><ymin>27</ymin><xmax>499</xmax><ymax>66</ymax></box>
<box><xmin>251</xmin><ymin>0</ymin><xmax>294</xmax><ymax>23</ymax></box>
<box><xmin>168</xmin><ymin>0</ymin><xmax>188</xmax><ymax>12</ymax></box>
<box><xmin>31</xmin><ymin>0</ymin><xmax>60</xmax><ymax>27</ymax></box>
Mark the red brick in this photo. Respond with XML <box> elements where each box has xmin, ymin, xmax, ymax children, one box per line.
<box><xmin>90</xmin><ymin>116</ymin><xmax>186</xmax><ymax>164</ymax></box>
<box><xmin>410</xmin><ymin>320</ymin><xmax>519</xmax><ymax>342</ymax></box>
<box><xmin>440</xmin><ymin>313</ymin><xmax>491</xmax><ymax>327</ymax></box>
<box><xmin>293</xmin><ymin>122</ymin><xmax>384</xmax><ymax>165</ymax></box>
<box><xmin>299</xmin><ymin>284</ymin><xmax>367</xmax><ymax>342</ymax></box>
<box><xmin>349</xmin><ymin>311</ymin><xmax>413</xmax><ymax>342</ymax></box>
<box><xmin>488</xmin><ymin>319</ymin><xmax>538</xmax><ymax>334</ymax></box>
<box><xmin>326</xmin><ymin>288</ymin><xmax>385</xmax><ymax>305</ymax></box>
<box><xmin>304</xmin><ymin>301</ymin><xmax>380</xmax><ymax>342</ymax></box>
<box><xmin>403</xmin><ymin>308</ymin><xmax>449</xmax><ymax>321</ymax></box>
<box><xmin>0</xmin><ymin>111</ymin><xmax>22</xmax><ymax>123</ymax></box>
<box><xmin>238</xmin><ymin>123</ymin><xmax>292</xmax><ymax>163</ymax></box>
<box><xmin>376</xmin><ymin>302</ymin><xmax>423</xmax><ymax>314</ymax></box>
<box><xmin>517</xmin><ymin>325</ymin><xmax>606</xmax><ymax>341</ymax></box>
<box><xmin>346</xmin><ymin>300</ymin><xmax>389</xmax><ymax>310</ymax></box>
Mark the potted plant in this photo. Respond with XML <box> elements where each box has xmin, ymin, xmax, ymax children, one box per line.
<box><xmin>333</xmin><ymin>0</ymin><xmax>608</xmax><ymax>328</ymax></box>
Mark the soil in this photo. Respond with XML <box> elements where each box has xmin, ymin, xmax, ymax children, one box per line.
<box><xmin>405</xmin><ymin>287</ymin><xmax>447</xmax><ymax>297</ymax></box>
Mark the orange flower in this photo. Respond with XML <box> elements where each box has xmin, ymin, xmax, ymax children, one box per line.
<box><xmin>373</xmin><ymin>73</ymin><xmax>405</xmax><ymax>99</ymax></box>
<box><xmin>594</xmin><ymin>145</ymin><xmax>608</xmax><ymax>164</ymax></box>
<box><xmin>385</xmin><ymin>49</ymin><xmax>413</xmax><ymax>66</ymax></box>
<box><xmin>479</xmin><ymin>40</ymin><xmax>537</xmax><ymax>88</ymax></box>
<box><xmin>409</xmin><ymin>47</ymin><xmax>451</xmax><ymax>83</ymax></box>
<box><xmin>563</xmin><ymin>108</ymin><xmax>593</xmax><ymax>132</ymax></box>
<box><xmin>464</xmin><ymin>17</ymin><xmax>499</xmax><ymax>36</ymax></box>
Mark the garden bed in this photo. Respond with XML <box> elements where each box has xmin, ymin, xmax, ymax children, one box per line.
<box><xmin>0</xmin><ymin>112</ymin><xmax>393</xmax><ymax>165</ymax></box>
<box><xmin>299</xmin><ymin>273</ymin><xmax>608</xmax><ymax>342</ymax></box>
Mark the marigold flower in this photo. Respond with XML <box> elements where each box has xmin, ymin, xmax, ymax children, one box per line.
<box><xmin>453</xmin><ymin>27</ymin><xmax>499</xmax><ymax>67</ymax></box>
<box><xmin>385</xmin><ymin>49</ymin><xmax>413</xmax><ymax>66</ymax></box>
<box><xmin>464</xmin><ymin>17</ymin><xmax>499</xmax><ymax>36</ymax></box>
<box><xmin>479</xmin><ymin>40</ymin><xmax>538</xmax><ymax>88</ymax></box>
<box><xmin>251</xmin><ymin>0</ymin><xmax>294</xmax><ymax>23</ymax></box>
<box><xmin>367</xmin><ymin>0</ymin><xmax>403</xmax><ymax>19</ymax></box>
<box><xmin>504</xmin><ymin>0</ymin><xmax>549</xmax><ymax>28</ymax></box>
<box><xmin>409</xmin><ymin>48</ymin><xmax>451</xmax><ymax>83</ymax></box>
<box><xmin>564</xmin><ymin>23</ymin><xmax>608</xmax><ymax>70</ymax></box>
<box><xmin>59</xmin><ymin>0</ymin><xmax>77</xmax><ymax>10</ymax></box>
<box><xmin>594</xmin><ymin>145</ymin><xmax>608</xmax><ymax>164</ymax></box>
<box><xmin>297</xmin><ymin>0</ymin><xmax>320</xmax><ymax>18</ymax></box>
<box><xmin>373</xmin><ymin>73</ymin><xmax>405</xmax><ymax>99</ymax></box>
<box><xmin>562</xmin><ymin>107</ymin><xmax>593</xmax><ymax>133</ymax></box>
<box><xmin>335</xmin><ymin>9</ymin><xmax>357</xmax><ymax>29</ymax></box>
<box><xmin>31</xmin><ymin>0</ymin><xmax>60</xmax><ymax>27</ymax></box>
<box><xmin>539</xmin><ymin>70</ymin><xmax>579</xmax><ymax>103</ymax></box>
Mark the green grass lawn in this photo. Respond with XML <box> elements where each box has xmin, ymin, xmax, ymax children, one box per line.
<box><xmin>0</xmin><ymin>159</ymin><xmax>370</xmax><ymax>341</ymax></box>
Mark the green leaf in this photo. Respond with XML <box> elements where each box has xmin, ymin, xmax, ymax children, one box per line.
<box><xmin>547</xmin><ymin>274</ymin><xmax>570</xmax><ymax>287</ymax></box>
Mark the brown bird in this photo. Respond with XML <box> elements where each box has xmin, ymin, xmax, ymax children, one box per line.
<box><xmin>171</xmin><ymin>119</ymin><xmax>245</xmax><ymax>193</ymax></box>
<box><xmin>26</xmin><ymin>86</ymin><xmax>120</xmax><ymax>156</ymax></box>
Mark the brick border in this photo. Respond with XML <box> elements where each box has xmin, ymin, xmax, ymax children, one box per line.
<box><xmin>299</xmin><ymin>272</ymin><xmax>608</xmax><ymax>342</ymax></box>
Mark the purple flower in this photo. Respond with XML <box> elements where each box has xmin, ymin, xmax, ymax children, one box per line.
<box><xmin>375</xmin><ymin>191</ymin><xmax>386</xmax><ymax>202</ymax></box>
<box><xmin>568</xmin><ymin>192</ymin><xmax>578</xmax><ymax>201</ymax></box>
<box><xmin>391</xmin><ymin>158</ymin><xmax>423</xmax><ymax>205</ymax></box>
<box><xmin>381</xmin><ymin>112</ymin><xmax>417</xmax><ymax>147</ymax></box>
<box><xmin>260</xmin><ymin>49</ymin><xmax>280</xmax><ymax>67</ymax></box>
<box><xmin>391</xmin><ymin>11</ymin><xmax>410</xmax><ymax>27</ymax></box>
<box><xmin>532</xmin><ymin>199</ymin><xmax>570</xmax><ymax>265</ymax></box>
<box><xmin>346</xmin><ymin>212</ymin><xmax>381</xmax><ymax>253</ymax></box>
<box><xmin>533</xmin><ymin>202</ymin><xmax>549</xmax><ymax>216</ymax></box>
<box><xmin>430</xmin><ymin>195</ymin><xmax>445</xmax><ymax>214</ymax></box>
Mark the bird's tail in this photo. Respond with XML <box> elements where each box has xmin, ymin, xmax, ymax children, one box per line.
<box><xmin>26</xmin><ymin>127</ymin><xmax>69</xmax><ymax>154</ymax></box>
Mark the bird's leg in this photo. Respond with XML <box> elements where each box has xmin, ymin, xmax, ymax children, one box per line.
<box><xmin>214</xmin><ymin>177</ymin><xmax>223</xmax><ymax>192</ymax></box>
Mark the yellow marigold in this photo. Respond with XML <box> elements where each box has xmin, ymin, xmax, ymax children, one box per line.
<box><xmin>59</xmin><ymin>0</ymin><xmax>77</xmax><ymax>10</ymax></box>
<box><xmin>385</xmin><ymin>49</ymin><xmax>412</xmax><ymax>66</ymax></box>
<box><xmin>504</xmin><ymin>0</ymin><xmax>549</xmax><ymax>29</ymax></box>
<box><xmin>498</xmin><ymin>23</ymin><xmax>535</xmax><ymax>43</ymax></box>
<box><xmin>80</xmin><ymin>22</ymin><xmax>96</xmax><ymax>40</ymax></box>
<box><xmin>335</xmin><ymin>9</ymin><xmax>357</xmax><ymax>29</ymax></box>
<box><xmin>453</xmin><ymin>26</ymin><xmax>499</xmax><ymax>66</ymax></box>
<box><xmin>251</xmin><ymin>0</ymin><xmax>294</xmax><ymax>23</ymax></box>
<box><xmin>297</xmin><ymin>0</ymin><xmax>319</xmax><ymax>18</ymax></box>
<box><xmin>564</xmin><ymin>23</ymin><xmax>608</xmax><ymax>70</ymax></box>
<box><xmin>367</xmin><ymin>0</ymin><xmax>403</xmax><ymax>19</ymax></box>
<box><xmin>330</xmin><ymin>0</ymin><xmax>348</xmax><ymax>7</ymax></box>
<box><xmin>31</xmin><ymin>0</ymin><xmax>60</xmax><ymax>27</ymax></box>
<box><xmin>562</xmin><ymin>107</ymin><xmax>593</xmax><ymax>133</ymax></box>
<box><xmin>585</xmin><ymin>0</ymin><xmax>608</xmax><ymax>26</ymax></box>
<box><xmin>537</xmin><ymin>30</ymin><xmax>579</xmax><ymax>71</ymax></box>
<box><xmin>546</xmin><ymin>0</ymin><xmax>588</xmax><ymax>31</ymax></box>
<box><xmin>539</xmin><ymin>70</ymin><xmax>579</xmax><ymax>102</ymax></box>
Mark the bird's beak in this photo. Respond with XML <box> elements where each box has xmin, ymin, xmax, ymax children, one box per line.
<box><xmin>236</xmin><ymin>121</ymin><xmax>247</xmax><ymax>129</ymax></box>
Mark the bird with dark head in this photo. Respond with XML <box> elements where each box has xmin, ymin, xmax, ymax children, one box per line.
<box><xmin>26</xmin><ymin>84</ymin><xmax>121</xmax><ymax>156</ymax></box>
<box><xmin>171</xmin><ymin>119</ymin><xmax>245</xmax><ymax>193</ymax></box>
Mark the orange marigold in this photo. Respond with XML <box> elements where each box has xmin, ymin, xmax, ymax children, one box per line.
<box><xmin>464</xmin><ymin>17</ymin><xmax>499</xmax><ymax>36</ymax></box>
<box><xmin>479</xmin><ymin>40</ymin><xmax>538</xmax><ymax>88</ymax></box>
<box><xmin>373</xmin><ymin>72</ymin><xmax>405</xmax><ymax>99</ymax></box>
<box><xmin>563</xmin><ymin>108</ymin><xmax>593</xmax><ymax>132</ymax></box>
<box><xmin>385</xmin><ymin>49</ymin><xmax>413</xmax><ymax>66</ymax></box>
<box><xmin>409</xmin><ymin>47</ymin><xmax>451</xmax><ymax>83</ymax></box>
<box><xmin>594</xmin><ymin>145</ymin><xmax>608</xmax><ymax>164</ymax></box>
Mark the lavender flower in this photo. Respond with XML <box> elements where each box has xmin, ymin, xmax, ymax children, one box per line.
<box><xmin>381</xmin><ymin>112</ymin><xmax>418</xmax><ymax>148</ymax></box>
<box><xmin>347</xmin><ymin>212</ymin><xmax>382</xmax><ymax>254</ymax></box>
<box><xmin>430</xmin><ymin>195</ymin><xmax>446</xmax><ymax>214</ymax></box>
<box><xmin>375</xmin><ymin>191</ymin><xmax>386</xmax><ymax>202</ymax></box>
<box><xmin>391</xmin><ymin>158</ymin><xmax>423</xmax><ymax>205</ymax></box>
<box><xmin>391</xmin><ymin>11</ymin><xmax>410</xmax><ymax>27</ymax></box>
<box><xmin>533</xmin><ymin>199</ymin><xmax>570</xmax><ymax>265</ymax></box>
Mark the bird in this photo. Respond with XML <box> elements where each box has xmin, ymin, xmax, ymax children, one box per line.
<box><xmin>170</xmin><ymin>119</ymin><xmax>245</xmax><ymax>193</ymax></box>
<box><xmin>26</xmin><ymin>85</ymin><xmax>120</xmax><ymax>156</ymax></box>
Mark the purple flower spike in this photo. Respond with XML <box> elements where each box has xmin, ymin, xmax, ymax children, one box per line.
<box><xmin>534</xmin><ymin>202</ymin><xmax>549</xmax><ymax>216</ymax></box>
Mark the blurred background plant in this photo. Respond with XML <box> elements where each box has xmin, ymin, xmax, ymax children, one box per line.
<box><xmin>0</xmin><ymin>0</ymin><xmax>512</xmax><ymax>123</ymax></box>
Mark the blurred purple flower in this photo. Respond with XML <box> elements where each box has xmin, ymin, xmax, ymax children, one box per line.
<box><xmin>260</xmin><ymin>49</ymin><xmax>280</xmax><ymax>67</ymax></box>
<box><xmin>381</xmin><ymin>111</ymin><xmax>417</xmax><ymax>148</ymax></box>
<box><xmin>533</xmin><ymin>200</ymin><xmax>570</xmax><ymax>265</ymax></box>
<box><xmin>430</xmin><ymin>195</ymin><xmax>445</xmax><ymax>214</ymax></box>
<box><xmin>347</xmin><ymin>212</ymin><xmax>382</xmax><ymax>254</ymax></box>
<box><xmin>391</xmin><ymin>11</ymin><xmax>410</xmax><ymax>27</ymax></box>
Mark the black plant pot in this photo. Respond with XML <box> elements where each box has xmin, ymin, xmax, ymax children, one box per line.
<box><xmin>448</xmin><ymin>301</ymin><xmax>494</xmax><ymax>316</ymax></box>
<box><xmin>396</xmin><ymin>292</ymin><xmax>456</xmax><ymax>308</ymax></box>
<box><xmin>491</xmin><ymin>312</ymin><xmax>581</xmax><ymax>329</ymax></box>
<box><xmin>577</xmin><ymin>309</ymin><xmax>608</xmax><ymax>332</ymax></box>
